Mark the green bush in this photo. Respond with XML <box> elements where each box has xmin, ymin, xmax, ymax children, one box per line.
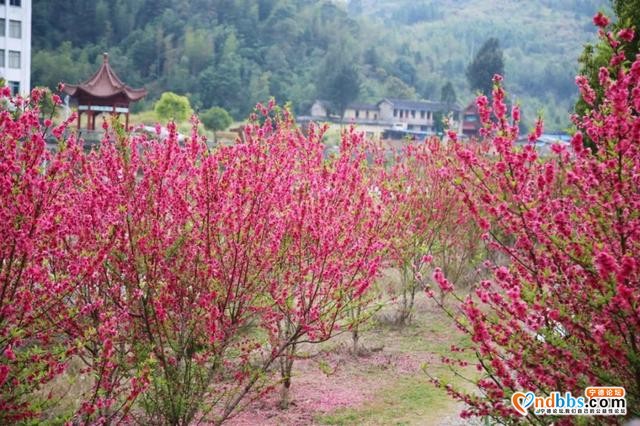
<box><xmin>154</xmin><ymin>92</ymin><xmax>193</xmax><ymax>122</ymax></box>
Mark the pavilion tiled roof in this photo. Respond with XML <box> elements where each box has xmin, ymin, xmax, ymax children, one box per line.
<box><xmin>63</xmin><ymin>53</ymin><xmax>147</xmax><ymax>102</ymax></box>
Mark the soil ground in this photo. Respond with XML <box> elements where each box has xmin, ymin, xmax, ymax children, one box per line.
<box><xmin>227</xmin><ymin>293</ymin><xmax>480</xmax><ymax>426</ymax></box>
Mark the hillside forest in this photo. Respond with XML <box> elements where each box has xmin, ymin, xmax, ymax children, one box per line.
<box><xmin>32</xmin><ymin>0</ymin><xmax>608</xmax><ymax>131</ymax></box>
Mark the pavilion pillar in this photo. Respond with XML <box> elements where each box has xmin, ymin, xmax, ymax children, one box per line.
<box><xmin>125</xmin><ymin>112</ymin><xmax>129</xmax><ymax>131</ymax></box>
<box><xmin>88</xmin><ymin>102</ymin><xmax>92</xmax><ymax>130</ymax></box>
<box><xmin>77</xmin><ymin>111</ymin><xmax>81</xmax><ymax>130</ymax></box>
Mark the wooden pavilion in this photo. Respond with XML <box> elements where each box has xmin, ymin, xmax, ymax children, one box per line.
<box><xmin>63</xmin><ymin>53</ymin><xmax>147</xmax><ymax>131</ymax></box>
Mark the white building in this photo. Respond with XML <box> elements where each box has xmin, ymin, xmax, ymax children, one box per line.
<box><xmin>309</xmin><ymin>98</ymin><xmax>462</xmax><ymax>138</ymax></box>
<box><xmin>0</xmin><ymin>0</ymin><xmax>30</xmax><ymax>95</ymax></box>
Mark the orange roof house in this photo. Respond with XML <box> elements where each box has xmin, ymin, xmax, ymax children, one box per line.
<box><xmin>63</xmin><ymin>53</ymin><xmax>147</xmax><ymax>131</ymax></box>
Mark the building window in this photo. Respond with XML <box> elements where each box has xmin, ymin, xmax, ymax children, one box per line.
<box><xmin>8</xmin><ymin>81</ymin><xmax>19</xmax><ymax>95</ymax></box>
<box><xmin>393</xmin><ymin>108</ymin><xmax>398</xmax><ymax>117</ymax></box>
<box><xmin>411</xmin><ymin>110</ymin><xmax>416</xmax><ymax>118</ymax></box>
<box><xmin>420</xmin><ymin>111</ymin><xmax>425</xmax><ymax>119</ymax></box>
<box><xmin>10</xmin><ymin>0</ymin><xmax>21</xmax><ymax>6</ymax></box>
<box><xmin>355</xmin><ymin>110</ymin><xmax>359</xmax><ymax>118</ymax></box>
<box><xmin>399</xmin><ymin>110</ymin><xmax>403</xmax><ymax>118</ymax></box>
<box><xmin>0</xmin><ymin>19</ymin><xmax>5</xmax><ymax>37</ymax></box>
<box><xmin>8</xmin><ymin>50</ymin><xmax>20</xmax><ymax>69</ymax></box>
<box><xmin>9</xmin><ymin>20</ymin><xmax>20</xmax><ymax>38</ymax></box>
<box><xmin>0</xmin><ymin>49</ymin><xmax>4</xmax><ymax>68</ymax></box>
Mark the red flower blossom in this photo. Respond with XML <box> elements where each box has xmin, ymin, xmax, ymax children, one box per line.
<box><xmin>593</xmin><ymin>12</ymin><xmax>609</xmax><ymax>27</ymax></box>
<box><xmin>618</xmin><ymin>28</ymin><xmax>635</xmax><ymax>42</ymax></box>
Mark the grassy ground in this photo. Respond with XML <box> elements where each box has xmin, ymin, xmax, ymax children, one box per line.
<box><xmin>314</xmin><ymin>298</ymin><xmax>477</xmax><ymax>426</ymax></box>
<box><xmin>228</xmin><ymin>271</ymin><xmax>480</xmax><ymax>425</ymax></box>
<box><xmin>319</xmin><ymin>376</ymin><xmax>450</xmax><ymax>426</ymax></box>
<box><xmin>128</xmin><ymin>110</ymin><xmax>243</xmax><ymax>144</ymax></box>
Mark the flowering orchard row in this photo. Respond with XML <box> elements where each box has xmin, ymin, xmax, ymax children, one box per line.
<box><xmin>1</xmin><ymin>14</ymin><xmax>639</xmax><ymax>426</ymax></box>
<box><xmin>1</xmin><ymin>81</ymin><xmax>485</xmax><ymax>424</ymax></box>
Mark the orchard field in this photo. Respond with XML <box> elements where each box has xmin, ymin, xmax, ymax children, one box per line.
<box><xmin>1</xmin><ymin>11</ymin><xmax>640</xmax><ymax>426</ymax></box>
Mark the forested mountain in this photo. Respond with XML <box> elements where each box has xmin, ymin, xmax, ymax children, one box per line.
<box><xmin>32</xmin><ymin>0</ymin><xmax>608</xmax><ymax>130</ymax></box>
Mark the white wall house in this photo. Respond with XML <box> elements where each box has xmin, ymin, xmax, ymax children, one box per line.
<box><xmin>0</xmin><ymin>0</ymin><xmax>30</xmax><ymax>95</ymax></box>
<box><xmin>378</xmin><ymin>99</ymin><xmax>461</xmax><ymax>133</ymax></box>
<box><xmin>309</xmin><ymin>97</ymin><xmax>462</xmax><ymax>136</ymax></box>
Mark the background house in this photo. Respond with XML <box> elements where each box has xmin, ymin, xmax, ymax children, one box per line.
<box><xmin>308</xmin><ymin>97</ymin><xmax>462</xmax><ymax>139</ymax></box>
<box><xmin>310</xmin><ymin>100</ymin><xmax>333</xmax><ymax>118</ymax></box>
<box><xmin>378</xmin><ymin>98</ymin><xmax>461</xmax><ymax>133</ymax></box>
<box><xmin>343</xmin><ymin>103</ymin><xmax>379</xmax><ymax>121</ymax></box>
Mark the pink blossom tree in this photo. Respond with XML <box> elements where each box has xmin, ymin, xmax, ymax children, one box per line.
<box><xmin>65</xmin><ymin>112</ymin><xmax>305</xmax><ymax>424</ymax></box>
<box><xmin>54</xmin><ymin>104</ymin><xmax>387</xmax><ymax>423</ymax></box>
<box><xmin>247</xmin><ymin>116</ymin><xmax>386</xmax><ymax>409</ymax></box>
<box><xmin>428</xmin><ymin>18</ymin><xmax>640</xmax><ymax>424</ymax></box>
<box><xmin>0</xmin><ymin>88</ymin><xmax>82</xmax><ymax>422</ymax></box>
<box><xmin>383</xmin><ymin>139</ymin><xmax>481</xmax><ymax>325</ymax></box>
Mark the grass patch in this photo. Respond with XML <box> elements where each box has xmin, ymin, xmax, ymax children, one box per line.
<box><xmin>317</xmin><ymin>376</ymin><xmax>452</xmax><ymax>425</ymax></box>
<box><xmin>395</xmin><ymin>314</ymin><xmax>471</xmax><ymax>354</ymax></box>
<box><xmin>129</xmin><ymin>109</ymin><xmax>159</xmax><ymax>126</ymax></box>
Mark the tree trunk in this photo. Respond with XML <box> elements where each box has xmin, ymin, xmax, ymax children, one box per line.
<box><xmin>279</xmin><ymin>376</ymin><xmax>291</xmax><ymax>410</ymax></box>
<box><xmin>396</xmin><ymin>266</ymin><xmax>414</xmax><ymax>326</ymax></box>
<box><xmin>352</xmin><ymin>326</ymin><xmax>360</xmax><ymax>354</ymax></box>
<box><xmin>278</xmin><ymin>343</ymin><xmax>296</xmax><ymax>409</ymax></box>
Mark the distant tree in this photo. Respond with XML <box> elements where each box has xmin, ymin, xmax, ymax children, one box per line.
<box><xmin>154</xmin><ymin>91</ymin><xmax>192</xmax><ymax>122</ymax></box>
<box><xmin>184</xmin><ymin>27</ymin><xmax>214</xmax><ymax>74</ymax></box>
<box><xmin>576</xmin><ymin>2</ymin><xmax>639</xmax><ymax>120</ymax></box>
<box><xmin>435</xmin><ymin>81</ymin><xmax>458</xmax><ymax>134</ymax></box>
<box><xmin>440</xmin><ymin>81</ymin><xmax>457</xmax><ymax>107</ymax></box>
<box><xmin>248</xmin><ymin>72</ymin><xmax>272</xmax><ymax>106</ymax></box>
<box><xmin>433</xmin><ymin>111</ymin><xmax>445</xmax><ymax>135</ymax></box>
<box><xmin>363</xmin><ymin>46</ymin><xmax>381</xmax><ymax>68</ymax></box>
<box><xmin>200</xmin><ymin>106</ymin><xmax>233</xmax><ymax>142</ymax></box>
<box><xmin>32</xmin><ymin>42</ymin><xmax>92</xmax><ymax>90</ymax></box>
<box><xmin>197</xmin><ymin>38</ymin><xmax>244</xmax><ymax>115</ymax></box>
<box><xmin>392</xmin><ymin>58</ymin><xmax>417</xmax><ymax>86</ymax></box>
<box><xmin>466</xmin><ymin>37</ymin><xmax>504</xmax><ymax>96</ymax></box>
<box><xmin>318</xmin><ymin>64</ymin><xmax>361</xmax><ymax>122</ymax></box>
<box><xmin>384</xmin><ymin>75</ymin><xmax>417</xmax><ymax>99</ymax></box>
<box><xmin>391</xmin><ymin>1</ymin><xmax>442</xmax><ymax>25</ymax></box>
